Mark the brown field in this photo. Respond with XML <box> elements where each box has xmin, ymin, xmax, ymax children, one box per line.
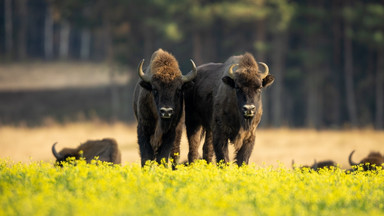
<box><xmin>0</xmin><ymin>121</ymin><xmax>383</xmax><ymax>169</ymax></box>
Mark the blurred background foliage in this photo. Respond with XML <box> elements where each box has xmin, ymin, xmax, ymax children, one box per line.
<box><xmin>0</xmin><ymin>0</ymin><xmax>383</xmax><ymax>129</ymax></box>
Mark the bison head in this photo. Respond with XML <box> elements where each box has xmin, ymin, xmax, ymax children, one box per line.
<box><xmin>138</xmin><ymin>49</ymin><xmax>197</xmax><ymax>130</ymax></box>
<box><xmin>349</xmin><ymin>150</ymin><xmax>384</xmax><ymax>171</ymax></box>
<box><xmin>52</xmin><ymin>142</ymin><xmax>80</xmax><ymax>165</ymax></box>
<box><xmin>292</xmin><ymin>159</ymin><xmax>336</xmax><ymax>171</ymax></box>
<box><xmin>221</xmin><ymin>53</ymin><xmax>274</xmax><ymax>129</ymax></box>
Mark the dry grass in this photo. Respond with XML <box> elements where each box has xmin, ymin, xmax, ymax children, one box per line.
<box><xmin>253</xmin><ymin>128</ymin><xmax>384</xmax><ymax>169</ymax></box>
<box><xmin>0</xmin><ymin>122</ymin><xmax>138</xmax><ymax>164</ymax></box>
<box><xmin>0</xmin><ymin>122</ymin><xmax>383</xmax><ymax>168</ymax></box>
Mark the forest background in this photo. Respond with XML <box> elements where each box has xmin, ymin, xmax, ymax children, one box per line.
<box><xmin>0</xmin><ymin>0</ymin><xmax>384</xmax><ymax>130</ymax></box>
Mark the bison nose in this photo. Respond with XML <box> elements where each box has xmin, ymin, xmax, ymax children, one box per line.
<box><xmin>160</xmin><ymin>107</ymin><xmax>174</xmax><ymax>119</ymax></box>
<box><xmin>242</xmin><ymin>104</ymin><xmax>255</xmax><ymax>117</ymax></box>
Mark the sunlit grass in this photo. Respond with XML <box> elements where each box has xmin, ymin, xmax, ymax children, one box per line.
<box><xmin>1</xmin><ymin>159</ymin><xmax>383</xmax><ymax>216</ymax></box>
<box><xmin>0</xmin><ymin>121</ymin><xmax>138</xmax><ymax>164</ymax></box>
<box><xmin>1</xmin><ymin>122</ymin><xmax>383</xmax><ymax>168</ymax></box>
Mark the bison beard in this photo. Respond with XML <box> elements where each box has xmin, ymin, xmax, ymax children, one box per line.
<box><xmin>159</xmin><ymin>106</ymin><xmax>182</xmax><ymax>132</ymax></box>
<box><xmin>240</xmin><ymin>117</ymin><xmax>252</xmax><ymax>131</ymax></box>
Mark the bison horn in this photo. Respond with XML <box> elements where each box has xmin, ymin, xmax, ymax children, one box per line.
<box><xmin>258</xmin><ymin>62</ymin><xmax>269</xmax><ymax>79</ymax></box>
<box><xmin>52</xmin><ymin>142</ymin><xmax>63</xmax><ymax>160</ymax></box>
<box><xmin>182</xmin><ymin>59</ymin><xmax>198</xmax><ymax>83</ymax></box>
<box><xmin>137</xmin><ymin>59</ymin><xmax>151</xmax><ymax>83</ymax></box>
<box><xmin>228</xmin><ymin>64</ymin><xmax>238</xmax><ymax>79</ymax></box>
<box><xmin>312</xmin><ymin>159</ymin><xmax>318</xmax><ymax>170</ymax></box>
<box><xmin>349</xmin><ymin>150</ymin><xmax>359</xmax><ymax>166</ymax></box>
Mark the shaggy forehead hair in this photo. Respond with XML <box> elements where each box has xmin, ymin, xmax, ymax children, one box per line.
<box><xmin>150</xmin><ymin>49</ymin><xmax>182</xmax><ymax>83</ymax></box>
<box><xmin>235</xmin><ymin>53</ymin><xmax>262</xmax><ymax>87</ymax></box>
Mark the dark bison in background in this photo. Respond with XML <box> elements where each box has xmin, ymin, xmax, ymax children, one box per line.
<box><xmin>133</xmin><ymin>49</ymin><xmax>197</xmax><ymax>167</ymax></box>
<box><xmin>185</xmin><ymin>53</ymin><xmax>274</xmax><ymax>166</ymax></box>
<box><xmin>52</xmin><ymin>138</ymin><xmax>121</xmax><ymax>164</ymax></box>
<box><xmin>292</xmin><ymin>159</ymin><xmax>337</xmax><ymax>171</ymax></box>
<box><xmin>349</xmin><ymin>150</ymin><xmax>384</xmax><ymax>171</ymax></box>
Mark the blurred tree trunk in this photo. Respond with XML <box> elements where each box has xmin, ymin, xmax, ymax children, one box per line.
<box><xmin>59</xmin><ymin>21</ymin><xmax>71</xmax><ymax>60</ymax></box>
<box><xmin>253</xmin><ymin>19</ymin><xmax>270</xmax><ymax>127</ymax></box>
<box><xmin>44</xmin><ymin>5</ymin><xmax>54</xmax><ymax>60</ymax></box>
<box><xmin>109</xmin><ymin>66</ymin><xmax>120</xmax><ymax>123</ymax></box>
<box><xmin>93</xmin><ymin>28</ymin><xmax>105</xmax><ymax>60</ymax></box>
<box><xmin>143</xmin><ymin>28</ymin><xmax>154</xmax><ymax>59</ymax></box>
<box><xmin>330</xmin><ymin>0</ymin><xmax>342</xmax><ymax>127</ymax></box>
<box><xmin>305</xmin><ymin>66</ymin><xmax>326</xmax><ymax>128</ymax></box>
<box><xmin>375</xmin><ymin>48</ymin><xmax>384</xmax><ymax>129</ymax></box>
<box><xmin>343</xmin><ymin>23</ymin><xmax>358</xmax><ymax>127</ymax></box>
<box><xmin>305</xmin><ymin>2</ymin><xmax>324</xmax><ymax>129</ymax></box>
<box><xmin>103</xmin><ymin>18</ymin><xmax>119</xmax><ymax>123</ymax></box>
<box><xmin>271</xmin><ymin>31</ymin><xmax>288</xmax><ymax>127</ymax></box>
<box><xmin>306</xmin><ymin>70</ymin><xmax>319</xmax><ymax>128</ymax></box>
<box><xmin>4</xmin><ymin>0</ymin><xmax>13</xmax><ymax>58</ymax></box>
<box><xmin>80</xmin><ymin>29</ymin><xmax>91</xmax><ymax>61</ymax></box>
<box><xmin>253</xmin><ymin>20</ymin><xmax>267</xmax><ymax>61</ymax></box>
<box><xmin>205</xmin><ymin>28</ymin><xmax>217</xmax><ymax>62</ymax></box>
<box><xmin>16</xmin><ymin>0</ymin><xmax>28</xmax><ymax>60</ymax></box>
<box><xmin>192</xmin><ymin>31</ymin><xmax>203</xmax><ymax>65</ymax></box>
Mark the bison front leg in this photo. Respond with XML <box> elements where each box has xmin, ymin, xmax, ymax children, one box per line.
<box><xmin>156</xmin><ymin>130</ymin><xmax>176</xmax><ymax>166</ymax></box>
<box><xmin>213</xmin><ymin>130</ymin><xmax>230</xmax><ymax>164</ymax></box>
<box><xmin>170</xmin><ymin>123</ymin><xmax>183</xmax><ymax>169</ymax></box>
<box><xmin>235</xmin><ymin>137</ymin><xmax>255</xmax><ymax>166</ymax></box>
<box><xmin>137</xmin><ymin>123</ymin><xmax>155</xmax><ymax>167</ymax></box>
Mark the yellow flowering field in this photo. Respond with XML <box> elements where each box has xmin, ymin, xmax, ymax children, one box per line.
<box><xmin>1</xmin><ymin>159</ymin><xmax>383</xmax><ymax>216</ymax></box>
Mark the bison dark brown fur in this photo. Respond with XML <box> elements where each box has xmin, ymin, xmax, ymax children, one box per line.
<box><xmin>292</xmin><ymin>159</ymin><xmax>337</xmax><ymax>171</ymax></box>
<box><xmin>133</xmin><ymin>49</ymin><xmax>197</xmax><ymax>167</ymax></box>
<box><xmin>349</xmin><ymin>150</ymin><xmax>384</xmax><ymax>171</ymax></box>
<box><xmin>185</xmin><ymin>53</ymin><xmax>274</xmax><ymax>166</ymax></box>
<box><xmin>52</xmin><ymin>138</ymin><xmax>121</xmax><ymax>164</ymax></box>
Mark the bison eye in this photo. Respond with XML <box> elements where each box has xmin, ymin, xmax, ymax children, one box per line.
<box><xmin>152</xmin><ymin>89</ymin><xmax>158</xmax><ymax>97</ymax></box>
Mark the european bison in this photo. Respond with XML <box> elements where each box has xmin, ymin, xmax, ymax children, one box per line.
<box><xmin>349</xmin><ymin>150</ymin><xmax>384</xmax><ymax>171</ymax></box>
<box><xmin>133</xmin><ymin>49</ymin><xmax>197</xmax><ymax>167</ymax></box>
<box><xmin>185</xmin><ymin>53</ymin><xmax>274</xmax><ymax>166</ymax></box>
<box><xmin>292</xmin><ymin>159</ymin><xmax>337</xmax><ymax>171</ymax></box>
<box><xmin>52</xmin><ymin>138</ymin><xmax>121</xmax><ymax>164</ymax></box>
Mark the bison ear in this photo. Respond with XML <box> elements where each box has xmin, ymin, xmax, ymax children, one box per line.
<box><xmin>262</xmin><ymin>75</ymin><xmax>275</xmax><ymax>88</ymax></box>
<box><xmin>182</xmin><ymin>81</ymin><xmax>194</xmax><ymax>90</ymax></box>
<box><xmin>139</xmin><ymin>81</ymin><xmax>152</xmax><ymax>91</ymax></box>
<box><xmin>222</xmin><ymin>76</ymin><xmax>235</xmax><ymax>88</ymax></box>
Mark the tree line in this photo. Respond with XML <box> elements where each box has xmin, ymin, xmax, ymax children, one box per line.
<box><xmin>1</xmin><ymin>0</ymin><xmax>383</xmax><ymax>129</ymax></box>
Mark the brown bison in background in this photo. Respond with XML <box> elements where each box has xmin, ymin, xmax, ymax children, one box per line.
<box><xmin>185</xmin><ymin>53</ymin><xmax>274</xmax><ymax>166</ymax></box>
<box><xmin>292</xmin><ymin>160</ymin><xmax>337</xmax><ymax>171</ymax></box>
<box><xmin>52</xmin><ymin>138</ymin><xmax>121</xmax><ymax>164</ymax></box>
<box><xmin>133</xmin><ymin>49</ymin><xmax>197</xmax><ymax>167</ymax></box>
<box><xmin>349</xmin><ymin>150</ymin><xmax>384</xmax><ymax>171</ymax></box>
